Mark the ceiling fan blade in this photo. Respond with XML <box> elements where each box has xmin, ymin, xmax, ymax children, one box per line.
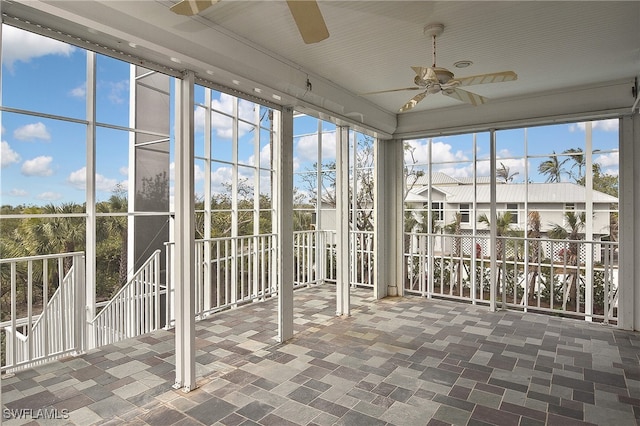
<box><xmin>286</xmin><ymin>1</ymin><xmax>330</xmax><ymax>44</ymax></box>
<box><xmin>399</xmin><ymin>92</ymin><xmax>428</xmax><ymax>113</ymax></box>
<box><xmin>456</xmin><ymin>71</ymin><xmax>517</xmax><ymax>87</ymax></box>
<box><xmin>442</xmin><ymin>88</ymin><xmax>487</xmax><ymax>106</ymax></box>
<box><xmin>411</xmin><ymin>66</ymin><xmax>439</xmax><ymax>84</ymax></box>
<box><xmin>411</xmin><ymin>66</ymin><xmax>428</xmax><ymax>78</ymax></box>
<box><xmin>361</xmin><ymin>87</ymin><xmax>422</xmax><ymax>96</ymax></box>
<box><xmin>170</xmin><ymin>0</ymin><xmax>219</xmax><ymax>16</ymax></box>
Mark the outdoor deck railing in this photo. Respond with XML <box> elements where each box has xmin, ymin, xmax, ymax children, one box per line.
<box><xmin>1</xmin><ymin>252</ymin><xmax>85</xmax><ymax>372</ymax></box>
<box><xmin>164</xmin><ymin>231</ymin><xmax>338</xmax><ymax>325</ymax></box>
<box><xmin>404</xmin><ymin>232</ymin><xmax>619</xmax><ymax>323</ymax></box>
<box><xmin>91</xmin><ymin>250</ymin><xmax>164</xmax><ymax>347</ymax></box>
<box><xmin>0</xmin><ymin>229</ymin><xmax>621</xmax><ymax>375</ymax></box>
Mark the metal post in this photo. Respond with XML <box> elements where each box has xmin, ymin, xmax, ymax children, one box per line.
<box><xmin>489</xmin><ymin>130</ymin><xmax>498</xmax><ymax>312</ymax></box>
<box><xmin>275</xmin><ymin>108</ymin><xmax>294</xmax><ymax>342</ymax></box>
<box><xmin>618</xmin><ymin>115</ymin><xmax>637</xmax><ymax>330</ymax></box>
<box><xmin>336</xmin><ymin>126</ymin><xmax>351</xmax><ymax>315</ymax></box>
<box><xmin>85</xmin><ymin>51</ymin><xmax>97</xmax><ymax>350</ymax></box>
<box><xmin>173</xmin><ymin>71</ymin><xmax>196</xmax><ymax>392</ymax></box>
<box><xmin>585</xmin><ymin>122</ymin><xmax>594</xmax><ymax>320</ymax></box>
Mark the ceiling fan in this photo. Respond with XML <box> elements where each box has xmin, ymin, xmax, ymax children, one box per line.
<box><xmin>363</xmin><ymin>23</ymin><xmax>517</xmax><ymax>113</ymax></box>
<box><xmin>169</xmin><ymin>0</ymin><xmax>329</xmax><ymax>44</ymax></box>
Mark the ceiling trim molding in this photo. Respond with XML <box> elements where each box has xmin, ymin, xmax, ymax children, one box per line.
<box><xmin>394</xmin><ymin>78</ymin><xmax>635</xmax><ymax>139</ymax></box>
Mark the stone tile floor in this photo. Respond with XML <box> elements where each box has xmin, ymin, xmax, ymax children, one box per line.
<box><xmin>2</xmin><ymin>285</ymin><xmax>640</xmax><ymax>425</ymax></box>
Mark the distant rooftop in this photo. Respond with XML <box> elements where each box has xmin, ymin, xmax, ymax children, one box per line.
<box><xmin>408</xmin><ymin>174</ymin><xmax>618</xmax><ymax>204</ymax></box>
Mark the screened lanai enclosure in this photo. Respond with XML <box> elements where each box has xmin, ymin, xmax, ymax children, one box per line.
<box><xmin>0</xmin><ymin>1</ymin><xmax>638</xmax><ymax>403</ymax></box>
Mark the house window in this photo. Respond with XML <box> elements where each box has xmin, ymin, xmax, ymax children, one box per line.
<box><xmin>430</xmin><ymin>202</ymin><xmax>444</xmax><ymax>221</ymax></box>
<box><xmin>565</xmin><ymin>203</ymin><xmax>575</xmax><ymax>211</ymax></box>
<box><xmin>507</xmin><ymin>203</ymin><xmax>518</xmax><ymax>224</ymax></box>
<box><xmin>460</xmin><ymin>203</ymin><xmax>470</xmax><ymax>223</ymax></box>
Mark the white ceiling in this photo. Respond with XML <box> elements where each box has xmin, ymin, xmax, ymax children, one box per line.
<box><xmin>2</xmin><ymin>1</ymin><xmax>639</xmax><ymax>137</ymax></box>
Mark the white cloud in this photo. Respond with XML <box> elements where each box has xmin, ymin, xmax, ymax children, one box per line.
<box><xmin>36</xmin><ymin>192</ymin><xmax>63</xmax><ymax>201</ymax></box>
<box><xmin>67</xmin><ymin>167</ymin><xmax>120</xmax><ymax>192</ymax></box>
<box><xmin>405</xmin><ymin>139</ymin><xmax>470</xmax><ymax>165</ymax></box>
<box><xmin>70</xmin><ymin>83</ymin><xmax>86</xmax><ymax>98</ymax></box>
<box><xmin>210</xmin><ymin>166</ymin><xmax>233</xmax><ymax>195</ymax></box>
<box><xmin>13</xmin><ymin>122</ymin><xmax>51</xmax><ymax>142</ymax></box>
<box><xmin>596</xmin><ymin>152</ymin><xmax>619</xmax><ymax>168</ymax></box>
<box><xmin>1</xmin><ymin>141</ymin><xmax>21</xmax><ymax>168</ymax></box>
<box><xmin>194</xmin><ymin>93</ymin><xmax>257</xmax><ymax>139</ymax></box>
<box><xmin>295</xmin><ymin>131</ymin><xmax>337</xmax><ymax>167</ymax></box>
<box><xmin>119</xmin><ymin>166</ymin><xmax>129</xmax><ymax>176</ymax></box>
<box><xmin>21</xmin><ymin>156</ymin><xmax>54</xmax><ymax>176</ymax></box>
<box><xmin>569</xmin><ymin>119</ymin><xmax>618</xmax><ymax>132</ymax></box>
<box><xmin>9</xmin><ymin>189</ymin><xmax>28</xmax><ymax>197</ymax></box>
<box><xmin>105</xmin><ymin>80</ymin><xmax>128</xmax><ymax>104</ymax></box>
<box><xmin>1</xmin><ymin>25</ymin><xmax>75</xmax><ymax>71</ymax></box>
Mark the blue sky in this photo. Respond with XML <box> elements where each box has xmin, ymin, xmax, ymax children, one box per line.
<box><xmin>1</xmin><ymin>24</ymin><xmax>619</xmax><ymax>208</ymax></box>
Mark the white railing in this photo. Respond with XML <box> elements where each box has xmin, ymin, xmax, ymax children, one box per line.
<box><xmin>350</xmin><ymin>230</ymin><xmax>374</xmax><ymax>288</ymax></box>
<box><xmin>1</xmin><ymin>252</ymin><xmax>85</xmax><ymax>372</ymax></box>
<box><xmin>294</xmin><ymin>230</ymin><xmax>337</xmax><ymax>287</ymax></box>
<box><xmin>165</xmin><ymin>234</ymin><xmax>277</xmax><ymax>324</ymax></box>
<box><xmin>91</xmin><ymin>250</ymin><xmax>164</xmax><ymax>347</ymax></box>
<box><xmin>164</xmin><ymin>231</ymin><xmax>339</xmax><ymax>326</ymax></box>
<box><xmin>404</xmin><ymin>232</ymin><xmax>619</xmax><ymax>323</ymax></box>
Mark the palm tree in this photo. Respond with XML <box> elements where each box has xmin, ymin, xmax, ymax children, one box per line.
<box><xmin>444</xmin><ymin>213</ymin><xmax>463</xmax><ymax>289</ymax></box>
<box><xmin>97</xmin><ymin>194</ymin><xmax>128</xmax><ymax>291</ymax></box>
<box><xmin>478</xmin><ymin>211</ymin><xmax>515</xmax><ymax>297</ymax></box>
<box><xmin>538</xmin><ymin>152</ymin><xmax>569</xmax><ymax>183</ymax></box>
<box><xmin>563</xmin><ymin>148</ymin><xmax>585</xmax><ymax>182</ymax></box>
<box><xmin>526</xmin><ymin>210</ymin><xmax>542</xmax><ymax>299</ymax></box>
<box><xmin>548</xmin><ymin>211</ymin><xmax>586</xmax><ymax>310</ymax></box>
<box><xmin>497</xmin><ymin>162</ymin><xmax>519</xmax><ymax>183</ymax></box>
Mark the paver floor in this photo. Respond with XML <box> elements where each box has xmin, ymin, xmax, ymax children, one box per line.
<box><xmin>3</xmin><ymin>285</ymin><xmax>640</xmax><ymax>425</ymax></box>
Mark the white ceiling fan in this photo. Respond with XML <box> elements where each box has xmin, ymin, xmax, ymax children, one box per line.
<box><xmin>363</xmin><ymin>23</ymin><xmax>517</xmax><ymax>113</ymax></box>
<box><xmin>169</xmin><ymin>0</ymin><xmax>329</xmax><ymax>44</ymax></box>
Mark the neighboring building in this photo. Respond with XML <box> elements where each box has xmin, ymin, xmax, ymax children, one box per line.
<box><xmin>405</xmin><ymin>172</ymin><xmax>618</xmax><ymax>259</ymax></box>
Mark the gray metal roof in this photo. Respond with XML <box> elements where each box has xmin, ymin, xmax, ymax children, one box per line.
<box><xmin>408</xmin><ymin>180</ymin><xmax>618</xmax><ymax>204</ymax></box>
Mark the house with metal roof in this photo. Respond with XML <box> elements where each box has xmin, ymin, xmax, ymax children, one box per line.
<box><xmin>406</xmin><ymin>173</ymin><xmax>618</xmax><ymax>239</ymax></box>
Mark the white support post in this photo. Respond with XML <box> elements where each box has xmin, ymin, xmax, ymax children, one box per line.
<box><xmin>489</xmin><ymin>130</ymin><xmax>498</xmax><ymax>312</ymax></box>
<box><xmin>85</xmin><ymin>51</ymin><xmax>97</xmax><ymax>349</ymax></box>
<box><xmin>336</xmin><ymin>126</ymin><xmax>351</xmax><ymax>315</ymax></box>
<box><xmin>584</xmin><ymin>122</ymin><xmax>594</xmax><ymax>321</ymax></box>
<box><xmin>619</xmin><ymin>115</ymin><xmax>639</xmax><ymax>330</ymax></box>
<box><xmin>316</xmin><ymin>119</ymin><xmax>324</xmax><ymax>283</ymax></box>
<box><xmin>374</xmin><ymin>138</ymin><xmax>404</xmax><ymax>299</ymax></box>
<box><xmin>203</xmin><ymin>89</ymin><xmax>212</xmax><ymax>313</ymax></box>
<box><xmin>173</xmin><ymin>71</ymin><xmax>196</xmax><ymax>392</ymax></box>
<box><xmin>231</xmin><ymin>98</ymin><xmax>239</xmax><ymax>305</ymax></box>
<box><xmin>373</xmin><ymin>137</ymin><xmax>387</xmax><ymax>300</ymax></box>
<box><xmin>427</xmin><ymin>139</ymin><xmax>434</xmax><ymax>298</ymax></box>
<box><xmin>275</xmin><ymin>107</ymin><xmax>294</xmax><ymax>342</ymax></box>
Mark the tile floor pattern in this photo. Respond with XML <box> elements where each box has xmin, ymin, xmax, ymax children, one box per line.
<box><xmin>3</xmin><ymin>285</ymin><xmax>640</xmax><ymax>425</ymax></box>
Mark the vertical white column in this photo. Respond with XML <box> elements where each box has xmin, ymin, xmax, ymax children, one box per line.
<box><xmin>584</xmin><ymin>122</ymin><xmax>594</xmax><ymax>320</ymax></box>
<box><xmin>336</xmin><ymin>126</ymin><xmax>350</xmax><ymax>315</ymax></box>
<box><xmin>427</xmin><ymin>139</ymin><xmax>433</xmax><ymax>298</ymax></box>
<box><xmin>173</xmin><ymin>71</ymin><xmax>196</xmax><ymax>392</ymax></box>
<box><xmin>619</xmin><ymin>115</ymin><xmax>638</xmax><ymax>330</ymax></box>
<box><xmin>489</xmin><ymin>130</ymin><xmax>498</xmax><ymax>312</ymax></box>
<box><xmin>276</xmin><ymin>107</ymin><xmax>294</xmax><ymax>342</ymax></box>
<box><xmin>373</xmin><ymin>138</ymin><xmax>388</xmax><ymax>299</ymax></box>
<box><xmin>203</xmin><ymin>89</ymin><xmax>212</xmax><ymax>312</ymax></box>
<box><xmin>231</xmin><ymin>98</ymin><xmax>239</xmax><ymax>305</ymax></box>
<box><xmin>85</xmin><ymin>51</ymin><xmax>97</xmax><ymax>349</ymax></box>
<box><xmin>127</xmin><ymin>65</ymin><xmax>136</xmax><ymax>280</ymax></box>
<box><xmin>471</xmin><ymin>134</ymin><xmax>478</xmax><ymax>304</ymax></box>
<box><xmin>316</xmin><ymin>119</ymin><xmax>324</xmax><ymax>282</ymax></box>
